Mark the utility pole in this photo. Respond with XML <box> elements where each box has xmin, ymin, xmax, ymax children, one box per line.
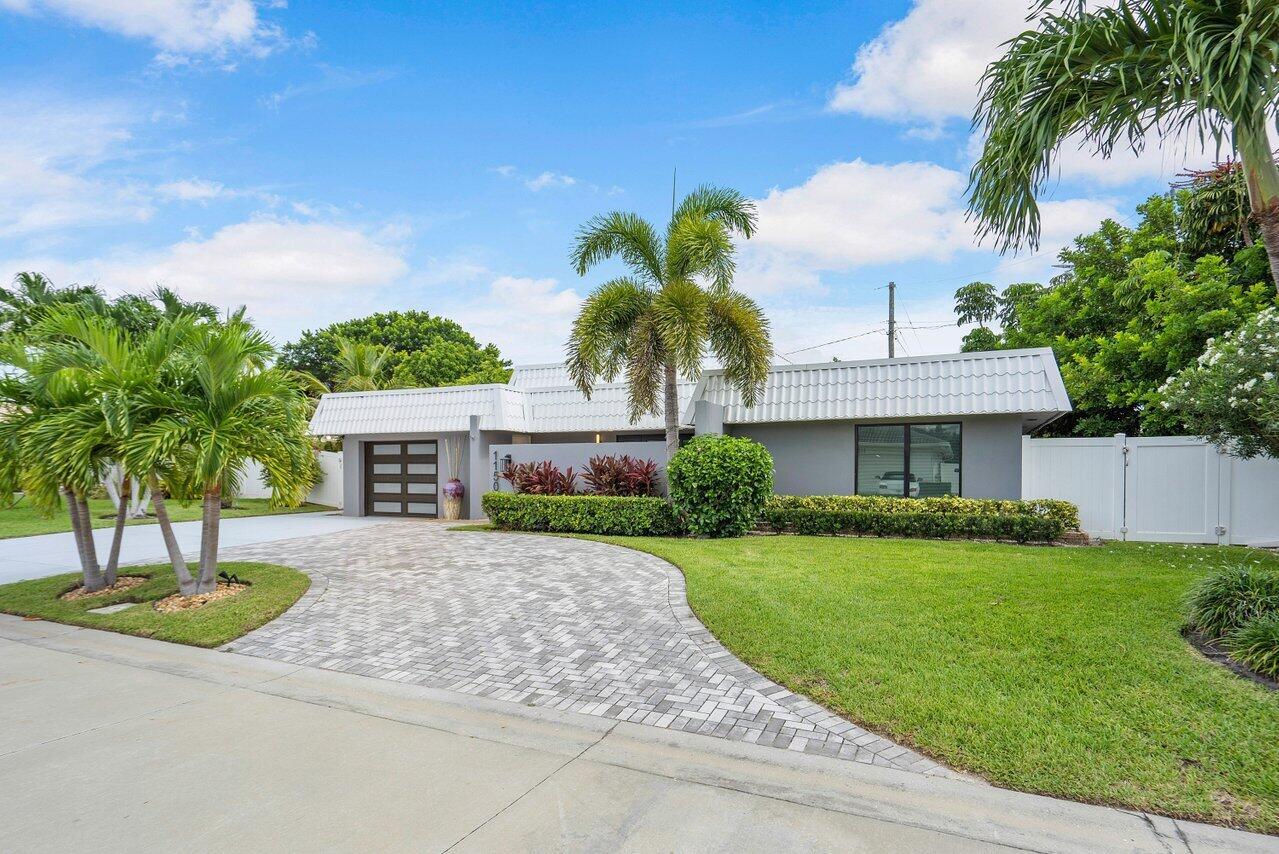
<box><xmin>887</xmin><ymin>280</ymin><xmax>896</xmax><ymax>358</ymax></box>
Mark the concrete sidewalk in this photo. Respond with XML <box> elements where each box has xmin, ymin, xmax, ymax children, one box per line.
<box><xmin>0</xmin><ymin>511</ymin><xmax>385</xmax><ymax>585</ymax></box>
<box><xmin>1</xmin><ymin>616</ymin><xmax>1275</xmax><ymax>853</ymax></box>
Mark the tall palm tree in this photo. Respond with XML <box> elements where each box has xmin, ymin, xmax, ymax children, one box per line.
<box><xmin>967</xmin><ymin>1</ymin><xmax>1279</xmax><ymax>285</ymax></box>
<box><xmin>133</xmin><ymin>320</ymin><xmax>315</xmax><ymax>593</ymax></box>
<box><xmin>566</xmin><ymin>185</ymin><xmax>773</xmax><ymax>459</ymax></box>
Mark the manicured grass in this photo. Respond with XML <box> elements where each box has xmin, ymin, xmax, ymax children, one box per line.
<box><xmin>0</xmin><ymin>498</ymin><xmax>336</xmax><ymax>540</ymax></box>
<box><xmin>573</xmin><ymin>535</ymin><xmax>1279</xmax><ymax>833</ymax></box>
<box><xmin>0</xmin><ymin>561</ymin><xmax>310</xmax><ymax>647</ymax></box>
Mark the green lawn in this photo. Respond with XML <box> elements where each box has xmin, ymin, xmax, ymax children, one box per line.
<box><xmin>0</xmin><ymin>561</ymin><xmax>309</xmax><ymax>647</ymax></box>
<box><xmin>0</xmin><ymin>498</ymin><xmax>336</xmax><ymax>540</ymax></box>
<box><xmin>570</xmin><ymin>534</ymin><xmax>1279</xmax><ymax>833</ymax></box>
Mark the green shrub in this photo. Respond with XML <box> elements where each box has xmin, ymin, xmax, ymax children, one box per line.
<box><xmin>1185</xmin><ymin>565</ymin><xmax>1279</xmax><ymax>639</ymax></box>
<box><xmin>766</xmin><ymin>494</ymin><xmax>1081</xmax><ymax>531</ymax></box>
<box><xmin>1225</xmin><ymin>614</ymin><xmax>1279</xmax><ymax>680</ymax></box>
<box><xmin>481</xmin><ymin>492</ymin><xmax>681</xmax><ymax>536</ymax></box>
<box><xmin>667</xmin><ymin>434</ymin><xmax>774</xmax><ymax>538</ymax></box>
<box><xmin>761</xmin><ymin>506</ymin><xmax>1062</xmax><ymax>543</ymax></box>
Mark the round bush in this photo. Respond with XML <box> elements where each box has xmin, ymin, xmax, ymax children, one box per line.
<box><xmin>1226</xmin><ymin>614</ymin><xmax>1279</xmax><ymax>680</ymax></box>
<box><xmin>1185</xmin><ymin>564</ymin><xmax>1279</xmax><ymax>639</ymax></box>
<box><xmin>666</xmin><ymin>434</ymin><xmax>773</xmax><ymax>538</ymax></box>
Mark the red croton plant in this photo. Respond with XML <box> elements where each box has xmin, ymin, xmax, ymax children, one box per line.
<box><xmin>501</xmin><ymin>454</ymin><xmax>660</xmax><ymax>497</ymax></box>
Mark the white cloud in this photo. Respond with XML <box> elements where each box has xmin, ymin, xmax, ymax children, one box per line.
<box><xmin>827</xmin><ymin>0</ymin><xmax>1028</xmax><ymax>127</ymax></box>
<box><xmin>0</xmin><ymin>0</ymin><xmax>294</xmax><ymax>63</ymax></box>
<box><xmin>0</xmin><ymin>95</ymin><xmax>153</xmax><ymax>237</ymax></box>
<box><xmin>443</xmin><ymin>275</ymin><xmax>582</xmax><ymax>363</ymax></box>
<box><xmin>749</xmin><ymin>159</ymin><xmax>974</xmax><ymax>270</ymax></box>
<box><xmin>83</xmin><ymin>219</ymin><xmax>408</xmax><ymax>323</ymax></box>
<box><xmin>155</xmin><ymin>177</ymin><xmax>229</xmax><ymax>202</ymax></box>
<box><xmin>524</xmin><ymin>171</ymin><xmax>578</xmax><ymax>192</ymax></box>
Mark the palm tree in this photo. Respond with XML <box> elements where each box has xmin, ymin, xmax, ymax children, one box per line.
<box><xmin>967</xmin><ymin>1</ymin><xmax>1279</xmax><ymax>286</ymax></box>
<box><xmin>0</xmin><ymin>272</ymin><xmax>106</xmax><ymax>335</ymax></box>
<box><xmin>332</xmin><ymin>335</ymin><xmax>392</xmax><ymax>392</ymax></box>
<box><xmin>32</xmin><ymin>306</ymin><xmax>203</xmax><ymax>594</ymax></box>
<box><xmin>133</xmin><ymin>320</ymin><xmax>315</xmax><ymax>593</ymax></box>
<box><xmin>0</xmin><ymin>337</ymin><xmax>109</xmax><ymax>590</ymax></box>
<box><xmin>566</xmin><ymin>185</ymin><xmax>773</xmax><ymax>460</ymax></box>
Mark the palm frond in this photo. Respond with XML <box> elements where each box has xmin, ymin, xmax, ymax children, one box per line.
<box><xmin>651</xmin><ymin>280</ymin><xmax>709</xmax><ymax>380</ymax></box>
<box><xmin>570</xmin><ymin>212</ymin><xmax>665</xmax><ymax>283</ymax></box>
<box><xmin>666</xmin><ymin>215</ymin><xmax>735</xmax><ymax>290</ymax></box>
<box><xmin>672</xmin><ymin>184</ymin><xmax>758</xmax><ymax>238</ymax></box>
<box><xmin>967</xmin><ymin>0</ymin><xmax>1279</xmax><ymax>251</ymax></box>
<box><xmin>565</xmin><ymin>277</ymin><xmax>652</xmax><ymax>395</ymax></box>
<box><xmin>707</xmin><ymin>291</ymin><xmax>772</xmax><ymax>407</ymax></box>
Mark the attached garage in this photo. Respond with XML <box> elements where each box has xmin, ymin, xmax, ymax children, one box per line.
<box><xmin>364</xmin><ymin>441</ymin><xmax>439</xmax><ymax>517</ymax></box>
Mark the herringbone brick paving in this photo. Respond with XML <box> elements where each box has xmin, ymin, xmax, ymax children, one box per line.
<box><xmin>224</xmin><ymin>521</ymin><xmax>943</xmax><ymax>774</ymax></box>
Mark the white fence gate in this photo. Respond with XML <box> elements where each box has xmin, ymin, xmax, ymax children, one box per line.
<box><xmin>1022</xmin><ymin>435</ymin><xmax>1279</xmax><ymax>546</ymax></box>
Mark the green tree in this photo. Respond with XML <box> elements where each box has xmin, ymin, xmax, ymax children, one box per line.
<box><xmin>968</xmin><ymin>0</ymin><xmax>1279</xmax><ymax>286</ymax></box>
<box><xmin>953</xmin><ymin>194</ymin><xmax>1276</xmax><ymax>436</ymax></box>
<box><xmin>133</xmin><ymin>321</ymin><xmax>315</xmax><ymax>592</ymax></box>
<box><xmin>278</xmin><ymin>310</ymin><xmax>510</xmax><ymax>391</ymax></box>
<box><xmin>566</xmin><ymin>185</ymin><xmax>772</xmax><ymax>460</ymax></box>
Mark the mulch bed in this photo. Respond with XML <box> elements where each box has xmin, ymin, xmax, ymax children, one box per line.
<box><xmin>1185</xmin><ymin>628</ymin><xmax>1279</xmax><ymax>691</ymax></box>
<box><xmin>153</xmin><ymin>582</ymin><xmax>248</xmax><ymax>613</ymax></box>
<box><xmin>60</xmin><ymin>575</ymin><xmax>147</xmax><ymax>601</ymax></box>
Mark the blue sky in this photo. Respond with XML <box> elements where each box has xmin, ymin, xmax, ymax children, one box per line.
<box><xmin>0</xmin><ymin>0</ymin><xmax>1214</xmax><ymax>364</ymax></box>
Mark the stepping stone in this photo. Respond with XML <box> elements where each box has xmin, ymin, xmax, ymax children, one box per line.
<box><xmin>87</xmin><ymin>602</ymin><xmax>138</xmax><ymax>615</ymax></box>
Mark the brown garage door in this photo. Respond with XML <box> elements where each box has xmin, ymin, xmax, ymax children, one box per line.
<box><xmin>364</xmin><ymin>441</ymin><xmax>439</xmax><ymax>517</ymax></box>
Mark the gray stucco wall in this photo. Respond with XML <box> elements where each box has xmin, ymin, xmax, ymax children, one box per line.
<box><xmin>489</xmin><ymin>441</ymin><xmax>668</xmax><ymax>495</ymax></box>
<box><xmin>958</xmin><ymin>415</ymin><xmax>1024</xmax><ymax>499</ymax></box>
<box><xmin>341</xmin><ymin>431</ymin><xmax>473</xmax><ymax>518</ymax></box>
<box><xmin>728</xmin><ymin>414</ymin><xmax>1025</xmax><ymax>499</ymax></box>
<box><xmin>727</xmin><ymin>422</ymin><xmax>856</xmax><ymax>496</ymax></box>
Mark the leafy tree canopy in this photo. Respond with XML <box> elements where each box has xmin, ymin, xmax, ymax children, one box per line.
<box><xmin>955</xmin><ymin>188</ymin><xmax>1277</xmax><ymax>437</ymax></box>
<box><xmin>277</xmin><ymin>310</ymin><xmax>511</xmax><ymax>391</ymax></box>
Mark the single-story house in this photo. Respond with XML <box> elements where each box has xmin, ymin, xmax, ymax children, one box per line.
<box><xmin>307</xmin><ymin>347</ymin><xmax>1072</xmax><ymax>519</ymax></box>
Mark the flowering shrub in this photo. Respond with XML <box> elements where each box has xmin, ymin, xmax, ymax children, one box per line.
<box><xmin>1158</xmin><ymin>307</ymin><xmax>1279</xmax><ymax>459</ymax></box>
<box><xmin>581</xmin><ymin>454</ymin><xmax>660</xmax><ymax>497</ymax></box>
<box><xmin>501</xmin><ymin>461</ymin><xmax>578</xmax><ymax>495</ymax></box>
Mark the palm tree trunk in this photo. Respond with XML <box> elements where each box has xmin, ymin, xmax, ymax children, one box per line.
<box><xmin>149</xmin><ymin>473</ymin><xmax>196</xmax><ymax>596</ymax></box>
<box><xmin>63</xmin><ymin>486</ymin><xmax>99</xmax><ymax>590</ymax></box>
<box><xmin>196</xmin><ymin>487</ymin><xmax>222</xmax><ymax>594</ymax></box>
<box><xmin>1236</xmin><ymin>119</ymin><xmax>1279</xmax><ymax>286</ymax></box>
<box><xmin>73</xmin><ymin>490</ymin><xmax>106</xmax><ymax>592</ymax></box>
<box><xmin>103</xmin><ymin>475</ymin><xmax>130</xmax><ymax>587</ymax></box>
<box><xmin>663</xmin><ymin>361</ymin><xmax>680</xmax><ymax>463</ymax></box>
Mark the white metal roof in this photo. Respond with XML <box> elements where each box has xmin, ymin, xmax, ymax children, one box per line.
<box><xmin>683</xmin><ymin>348</ymin><xmax>1071</xmax><ymax>428</ymax></box>
<box><xmin>309</xmin><ymin>348</ymin><xmax>1071</xmax><ymax>436</ymax></box>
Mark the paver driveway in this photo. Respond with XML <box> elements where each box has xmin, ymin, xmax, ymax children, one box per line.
<box><xmin>224</xmin><ymin>522</ymin><xmax>942</xmax><ymax>774</ymax></box>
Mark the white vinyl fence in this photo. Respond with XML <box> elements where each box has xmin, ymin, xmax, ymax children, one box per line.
<box><xmin>239</xmin><ymin>450</ymin><xmax>344</xmax><ymax>510</ymax></box>
<box><xmin>1022</xmin><ymin>435</ymin><xmax>1279</xmax><ymax>546</ymax></box>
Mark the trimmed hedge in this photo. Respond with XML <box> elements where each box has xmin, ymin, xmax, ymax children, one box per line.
<box><xmin>481</xmin><ymin>492</ymin><xmax>681</xmax><ymax>536</ymax></box>
<box><xmin>667</xmin><ymin>434</ymin><xmax>774</xmax><ymax>538</ymax></box>
<box><xmin>761</xmin><ymin>506</ymin><xmax>1063</xmax><ymax>543</ymax></box>
<box><xmin>766</xmin><ymin>494</ymin><xmax>1081</xmax><ymax>532</ymax></box>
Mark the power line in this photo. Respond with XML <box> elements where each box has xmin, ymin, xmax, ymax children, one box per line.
<box><xmin>780</xmin><ymin>326</ymin><xmax>887</xmax><ymax>357</ymax></box>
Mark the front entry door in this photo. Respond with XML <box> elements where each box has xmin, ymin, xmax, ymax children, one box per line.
<box><xmin>364</xmin><ymin>441</ymin><xmax>439</xmax><ymax>517</ymax></box>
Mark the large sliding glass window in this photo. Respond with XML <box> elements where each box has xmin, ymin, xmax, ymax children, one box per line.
<box><xmin>855</xmin><ymin>423</ymin><xmax>961</xmax><ymax>498</ymax></box>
